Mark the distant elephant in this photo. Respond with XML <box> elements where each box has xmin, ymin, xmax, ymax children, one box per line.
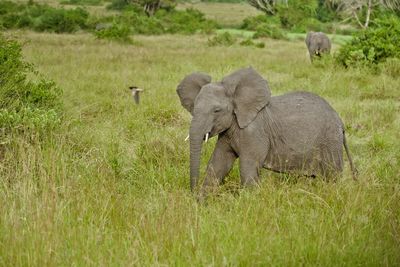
<box><xmin>305</xmin><ymin>31</ymin><xmax>331</xmax><ymax>62</ymax></box>
<box><xmin>176</xmin><ymin>67</ymin><xmax>357</xmax><ymax>194</ymax></box>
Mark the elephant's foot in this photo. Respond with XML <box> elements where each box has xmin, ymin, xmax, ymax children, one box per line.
<box><xmin>241</xmin><ymin>176</ymin><xmax>261</xmax><ymax>188</ymax></box>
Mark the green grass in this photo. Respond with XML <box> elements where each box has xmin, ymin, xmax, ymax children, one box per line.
<box><xmin>0</xmin><ymin>31</ymin><xmax>399</xmax><ymax>266</ymax></box>
<box><xmin>216</xmin><ymin>28</ymin><xmax>255</xmax><ymax>38</ymax></box>
<box><xmin>214</xmin><ymin>31</ymin><xmax>353</xmax><ymax>45</ymax></box>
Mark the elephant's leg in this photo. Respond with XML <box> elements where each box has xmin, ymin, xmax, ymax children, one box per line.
<box><xmin>238</xmin><ymin>130</ymin><xmax>269</xmax><ymax>187</ymax></box>
<box><xmin>239</xmin><ymin>158</ymin><xmax>262</xmax><ymax>187</ymax></box>
<box><xmin>201</xmin><ymin>138</ymin><xmax>237</xmax><ymax>193</ymax></box>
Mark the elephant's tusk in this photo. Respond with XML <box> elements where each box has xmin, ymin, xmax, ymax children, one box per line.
<box><xmin>205</xmin><ymin>133</ymin><xmax>209</xmax><ymax>143</ymax></box>
<box><xmin>185</xmin><ymin>134</ymin><xmax>189</xmax><ymax>142</ymax></box>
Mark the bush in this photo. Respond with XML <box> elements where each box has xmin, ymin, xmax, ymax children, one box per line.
<box><xmin>253</xmin><ymin>23</ymin><xmax>287</xmax><ymax>40</ymax></box>
<box><xmin>107</xmin><ymin>0</ymin><xmax>132</xmax><ymax>11</ymax></box>
<box><xmin>241</xmin><ymin>15</ymin><xmax>280</xmax><ymax>31</ymax></box>
<box><xmin>207</xmin><ymin>32</ymin><xmax>236</xmax><ymax>46</ymax></box>
<box><xmin>98</xmin><ymin>7</ymin><xmax>218</xmax><ymax>35</ymax></box>
<box><xmin>156</xmin><ymin>8</ymin><xmax>217</xmax><ymax>34</ymax></box>
<box><xmin>239</xmin><ymin>38</ymin><xmax>265</xmax><ymax>48</ymax></box>
<box><xmin>239</xmin><ymin>38</ymin><xmax>254</xmax><ymax>46</ymax></box>
<box><xmin>60</xmin><ymin>0</ymin><xmax>103</xmax><ymax>6</ymax></box>
<box><xmin>241</xmin><ymin>15</ymin><xmax>286</xmax><ymax>40</ymax></box>
<box><xmin>316</xmin><ymin>1</ymin><xmax>341</xmax><ymax>22</ymax></box>
<box><xmin>107</xmin><ymin>0</ymin><xmax>176</xmax><ymax>13</ymax></box>
<box><xmin>0</xmin><ymin>34</ymin><xmax>62</xmax><ymax>137</ymax></box>
<box><xmin>0</xmin><ymin>0</ymin><xmax>217</xmax><ymax>36</ymax></box>
<box><xmin>201</xmin><ymin>0</ymin><xmax>244</xmax><ymax>2</ymax></box>
<box><xmin>278</xmin><ymin>0</ymin><xmax>318</xmax><ymax>32</ymax></box>
<box><xmin>0</xmin><ymin>0</ymin><xmax>20</xmax><ymax>14</ymax></box>
<box><xmin>94</xmin><ymin>23</ymin><xmax>132</xmax><ymax>43</ymax></box>
<box><xmin>336</xmin><ymin>17</ymin><xmax>400</xmax><ymax>67</ymax></box>
<box><xmin>34</xmin><ymin>7</ymin><xmax>89</xmax><ymax>33</ymax></box>
<box><xmin>0</xmin><ymin>2</ymin><xmax>89</xmax><ymax>33</ymax></box>
<box><xmin>300</xmin><ymin>18</ymin><xmax>326</xmax><ymax>32</ymax></box>
<box><xmin>105</xmin><ymin>10</ymin><xmax>164</xmax><ymax>35</ymax></box>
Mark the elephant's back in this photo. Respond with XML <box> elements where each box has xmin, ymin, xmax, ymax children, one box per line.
<box><xmin>270</xmin><ymin>91</ymin><xmax>342</xmax><ymax>125</ymax></box>
<box><xmin>265</xmin><ymin>91</ymin><xmax>344</xmax><ymax>175</ymax></box>
<box><xmin>308</xmin><ymin>32</ymin><xmax>331</xmax><ymax>49</ymax></box>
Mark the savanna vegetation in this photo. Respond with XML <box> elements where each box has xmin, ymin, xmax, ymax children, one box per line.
<box><xmin>0</xmin><ymin>0</ymin><xmax>399</xmax><ymax>265</ymax></box>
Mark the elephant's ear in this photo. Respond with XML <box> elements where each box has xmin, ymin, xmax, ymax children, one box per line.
<box><xmin>176</xmin><ymin>72</ymin><xmax>211</xmax><ymax>115</ymax></box>
<box><xmin>222</xmin><ymin>67</ymin><xmax>271</xmax><ymax>128</ymax></box>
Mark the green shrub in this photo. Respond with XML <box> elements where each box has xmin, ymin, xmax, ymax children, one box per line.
<box><xmin>94</xmin><ymin>23</ymin><xmax>132</xmax><ymax>43</ymax></box>
<box><xmin>277</xmin><ymin>0</ymin><xmax>318</xmax><ymax>32</ymax></box>
<box><xmin>239</xmin><ymin>38</ymin><xmax>254</xmax><ymax>46</ymax></box>
<box><xmin>255</xmin><ymin>42</ymin><xmax>265</xmax><ymax>48</ymax></box>
<box><xmin>207</xmin><ymin>32</ymin><xmax>236</xmax><ymax>46</ymax></box>
<box><xmin>0</xmin><ymin>1</ymin><xmax>25</xmax><ymax>28</ymax></box>
<box><xmin>241</xmin><ymin>15</ymin><xmax>280</xmax><ymax>31</ymax></box>
<box><xmin>301</xmin><ymin>18</ymin><xmax>326</xmax><ymax>32</ymax></box>
<box><xmin>336</xmin><ymin>17</ymin><xmax>400</xmax><ymax>67</ymax></box>
<box><xmin>0</xmin><ymin>2</ymin><xmax>89</xmax><ymax>33</ymax></box>
<box><xmin>315</xmin><ymin>0</ymin><xmax>345</xmax><ymax>22</ymax></box>
<box><xmin>239</xmin><ymin>38</ymin><xmax>264</xmax><ymax>48</ymax></box>
<box><xmin>34</xmin><ymin>7</ymin><xmax>89</xmax><ymax>33</ymax></box>
<box><xmin>0</xmin><ymin>34</ymin><xmax>62</xmax><ymax>137</ymax></box>
<box><xmin>100</xmin><ymin>7</ymin><xmax>218</xmax><ymax>35</ymax></box>
<box><xmin>107</xmin><ymin>0</ymin><xmax>176</xmax><ymax>13</ymax></box>
<box><xmin>156</xmin><ymin>8</ymin><xmax>217</xmax><ymax>34</ymax></box>
<box><xmin>113</xmin><ymin>10</ymin><xmax>164</xmax><ymax>35</ymax></box>
<box><xmin>0</xmin><ymin>1</ymin><xmax>216</xmax><ymax>35</ymax></box>
<box><xmin>106</xmin><ymin>0</ymin><xmax>132</xmax><ymax>10</ymax></box>
<box><xmin>0</xmin><ymin>1</ymin><xmax>20</xmax><ymax>15</ymax></box>
<box><xmin>60</xmin><ymin>0</ymin><xmax>103</xmax><ymax>6</ymax></box>
<box><xmin>201</xmin><ymin>0</ymin><xmax>244</xmax><ymax>2</ymax></box>
<box><xmin>253</xmin><ymin>24</ymin><xmax>287</xmax><ymax>40</ymax></box>
<box><xmin>241</xmin><ymin>15</ymin><xmax>286</xmax><ymax>40</ymax></box>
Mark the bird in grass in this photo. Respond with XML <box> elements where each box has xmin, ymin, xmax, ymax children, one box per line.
<box><xmin>129</xmin><ymin>86</ymin><xmax>144</xmax><ymax>104</ymax></box>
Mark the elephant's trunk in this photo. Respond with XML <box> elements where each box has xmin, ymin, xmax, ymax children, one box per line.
<box><xmin>189</xmin><ymin>117</ymin><xmax>208</xmax><ymax>191</ymax></box>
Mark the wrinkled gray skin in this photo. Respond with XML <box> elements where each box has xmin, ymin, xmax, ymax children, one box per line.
<box><xmin>177</xmin><ymin>67</ymin><xmax>357</xmax><ymax>195</ymax></box>
<box><xmin>305</xmin><ymin>31</ymin><xmax>331</xmax><ymax>62</ymax></box>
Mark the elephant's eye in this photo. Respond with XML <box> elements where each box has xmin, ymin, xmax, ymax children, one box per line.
<box><xmin>214</xmin><ymin>108</ymin><xmax>222</xmax><ymax>113</ymax></box>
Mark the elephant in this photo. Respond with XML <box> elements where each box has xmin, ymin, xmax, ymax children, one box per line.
<box><xmin>305</xmin><ymin>31</ymin><xmax>331</xmax><ymax>62</ymax></box>
<box><xmin>176</xmin><ymin>67</ymin><xmax>357</xmax><ymax>194</ymax></box>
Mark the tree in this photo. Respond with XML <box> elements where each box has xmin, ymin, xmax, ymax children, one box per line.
<box><xmin>381</xmin><ymin>0</ymin><xmax>400</xmax><ymax>11</ymax></box>
<box><xmin>247</xmin><ymin>0</ymin><xmax>278</xmax><ymax>15</ymax></box>
<box><xmin>331</xmin><ymin>0</ymin><xmax>400</xmax><ymax>28</ymax></box>
<box><xmin>138</xmin><ymin>0</ymin><xmax>160</xmax><ymax>17</ymax></box>
<box><xmin>113</xmin><ymin>0</ymin><xmax>175</xmax><ymax>16</ymax></box>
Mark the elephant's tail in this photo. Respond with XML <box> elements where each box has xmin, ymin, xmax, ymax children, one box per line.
<box><xmin>343</xmin><ymin>131</ymin><xmax>358</xmax><ymax>180</ymax></box>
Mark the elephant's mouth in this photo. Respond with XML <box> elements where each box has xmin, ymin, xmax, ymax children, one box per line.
<box><xmin>186</xmin><ymin>128</ymin><xmax>219</xmax><ymax>143</ymax></box>
<box><xmin>185</xmin><ymin>131</ymin><xmax>213</xmax><ymax>142</ymax></box>
<box><xmin>203</xmin><ymin>132</ymin><xmax>210</xmax><ymax>142</ymax></box>
<box><xmin>203</xmin><ymin>126</ymin><xmax>225</xmax><ymax>141</ymax></box>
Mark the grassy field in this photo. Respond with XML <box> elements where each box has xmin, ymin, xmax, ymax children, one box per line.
<box><xmin>0</xmin><ymin>30</ymin><xmax>399</xmax><ymax>266</ymax></box>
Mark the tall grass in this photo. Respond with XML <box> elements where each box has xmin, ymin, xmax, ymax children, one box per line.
<box><xmin>0</xmin><ymin>32</ymin><xmax>399</xmax><ymax>266</ymax></box>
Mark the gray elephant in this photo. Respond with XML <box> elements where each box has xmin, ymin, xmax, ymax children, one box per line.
<box><xmin>177</xmin><ymin>67</ymin><xmax>357</xmax><ymax>194</ymax></box>
<box><xmin>305</xmin><ymin>31</ymin><xmax>331</xmax><ymax>62</ymax></box>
